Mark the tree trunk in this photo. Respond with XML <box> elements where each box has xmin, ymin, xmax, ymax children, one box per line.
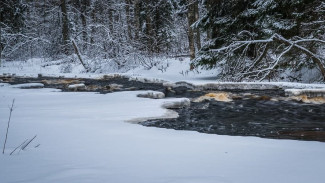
<box><xmin>125</xmin><ymin>0</ymin><xmax>132</xmax><ymax>40</ymax></box>
<box><xmin>205</xmin><ymin>0</ymin><xmax>214</xmax><ymax>39</ymax></box>
<box><xmin>60</xmin><ymin>0</ymin><xmax>69</xmax><ymax>55</ymax></box>
<box><xmin>72</xmin><ymin>39</ymin><xmax>89</xmax><ymax>72</ymax></box>
<box><xmin>194</xmin><ymin>0</ymin><xmax>201</xmax><ymax>51</ymax></box>
<box><xmin>134</xmin><ymin>0</ymin><xmax>141</xmax><ymax>40</ymax></box>
<box><xmin>187</xmin><ymin>0</ymin><xmax>195</xmax><ymax>60</ymax></box>
<box><xmin>107</xmin><ymin>2</ymin><xmax>114</xmax><ymax>34</ymax></box>
<box><xmin>145</xmin><ymin>0</ymin><xmax>153</xmax><ymax>52</ymax></box>
<box><xmin>80</xmin><ymin>0</ymin><xmax>88</xmax><ymax>51</ymax></box>
<box><xmin>90</xmin><ymin>3</ymin><xmax>96</xmax><ymax>44</ymax></box>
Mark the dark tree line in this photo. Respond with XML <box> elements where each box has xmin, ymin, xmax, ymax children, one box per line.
<box><xmin>1</xmin><ymin>0</ymin><xmax>324</xmax><ymax>82</ymax></box>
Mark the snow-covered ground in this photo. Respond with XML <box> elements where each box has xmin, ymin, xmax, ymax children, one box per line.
<box><xmin>0</xmin><ymin>84</ymin><xmax>325</xmax><ymax>183</ymax></box>
<box><xmin>1</xmin><ymin>58</ymin><xmax>325</xmax><ymax>89</ymax></box>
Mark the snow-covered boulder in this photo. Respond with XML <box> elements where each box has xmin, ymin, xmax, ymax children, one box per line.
<box><xmin>162</xmin><ymin>98</ymin><xmax>190</xmax><ymax>109</ymax></box>
<box><xmin>137</xmin><ymin>91</ymin><xmax>165</xmax><ymax>99</ymax></box>
<box><xmin>10</xmin><ymin>83</ymin><xmax>44</xmax><ymax>89</ymax></box>
<box><xmin>68</xmin><ymin>83</ymin><xmax>86</xmax><ymax>91</ymax></box>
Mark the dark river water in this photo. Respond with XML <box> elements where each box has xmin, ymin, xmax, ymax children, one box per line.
<box><xmin>2</xmin><ymin>75</ymin><xmax>325</xmax><ymax>142</ymax></box>
<box><xmin>141</xmin><ymin>98</ymin><xmax>325</xmax><ymax>142</ymax></box>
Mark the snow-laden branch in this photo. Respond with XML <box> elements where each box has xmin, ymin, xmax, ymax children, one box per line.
<box><xmin>209</xmin><ymin>42</ymin><xmax>243</xmax><ymax>53</ymax></box>
<box><xmin>272</xmin><ymin>34</ymin><xmax>325</xmax><ymax>80</ymax></box>
<box><xmin>208</xmin><ymin>33</ymin><xmax>325</xmax><ymax>81</ymax></box>
<box><xmin>258</xmin><ymin>44</ymin><xmax>294</xmax><ymax>81</ymax></box>
<box><xmin>242</xmin><ymin>45</ymin><xmax>293</xmax><ymax>75</ymax></box>
<box><xmin>2</xmin><ymin>37</ymin><xmax>51</xmax><ymax>57</ymax></box>
<box><xmin>235</xmin><ymin>38</ymin><xmax>274</xmax><ymax>44</ymax></box>
<box><xmin>294</xmin><ymin>39</ymin><xmax>325</xmax><ymax>44</ymax></box>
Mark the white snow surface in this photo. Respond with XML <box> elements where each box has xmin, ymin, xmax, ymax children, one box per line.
<box><xmin>0</xmin><ymin>85</ymin><xmax>325</xmax><ymax>183</ymax></box>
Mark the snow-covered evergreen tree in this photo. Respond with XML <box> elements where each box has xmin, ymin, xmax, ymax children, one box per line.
<box><xmin>196</xmin><ymin>0</ymin><xmax>325</xmax><ymax>82</ymax></box>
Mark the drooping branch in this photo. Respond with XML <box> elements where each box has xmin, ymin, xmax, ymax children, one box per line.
<box><xmin>258</xmin><ymin>44</ymin><xmax>294</xmax><ymax>81</ymax></box>
<box><xmin>247</xmin><ymin>43</ymin><xmax>269</xmax><ymax>72</ymax></box>
<box><xmin>216</xmin><ymin>33</ymin><xmax>325</xmax><ymax>81</ymax></box>
<box><xmin>272</xmin><ymin>34</ymin><xmax>325</xmax><ymax>81</ymax></box>
<box><xmin>71</xmin><ymin>39</ymin><xmax>90</xmax><ymax>72</ymax></box>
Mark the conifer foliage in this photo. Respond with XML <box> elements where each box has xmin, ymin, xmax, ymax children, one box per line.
<box><xmin>196</xmin><ymin>0</ymin><xmax>325</xmax><ymax>81</ymax></box>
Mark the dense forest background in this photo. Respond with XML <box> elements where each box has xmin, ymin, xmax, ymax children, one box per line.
<box><xmin>1</xmin><ymin>0</ymin><xmax>324</xmax><ymax>82</ymax></box>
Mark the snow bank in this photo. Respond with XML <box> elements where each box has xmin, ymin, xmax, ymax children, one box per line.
<box><xmin>0</xmin><ymin>83</ymin><xmax>9</xmax><ymax>87</ymax></box>
<box><xmin>129</xmin><ymin>76</ymin><xmax>168</xmax><ymax>84</ymax></box>
<box><xmin>137</xmin><ymin>91</ymin><xmax>165</xmax><ymax>99</ymax></box>
<box><xmin>285</xmin><ymin>89</ymin><xmax>325</xmax><ymax>97</ymax></box>
<box><xmin>10</xmin><ymin>83</ymin><xmax>44</xmax><ymax>89</ymax></box>
<box><xmin>0</xmin><ymin>86</ymin><xmax>325</xmax><ymax>183</ymax></box>
<box><xmin>165</xmin><ymin>81</ymin><xmax>325</xmax><ymax>90</ymax></box>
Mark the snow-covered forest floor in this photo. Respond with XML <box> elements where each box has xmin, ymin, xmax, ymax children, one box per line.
<box><xmin>1</xmin><ymin>58</ymin><xmax>325</xmax><ymax>183</ymax></box>
<box><xmin>1</xmin><ymin>58</ymin><xmax>325</xmax><ymax>89</ymax></box>
<box><xmin>0</xmin><ymin>57</ymin><xmax>215</xmax><ymax>82</ymax></box>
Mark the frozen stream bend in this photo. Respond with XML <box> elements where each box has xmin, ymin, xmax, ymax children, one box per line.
<box><xmin>0</xmin><ymin>85</ymin><xmax>325</xmax><ymax>183</ymax></box>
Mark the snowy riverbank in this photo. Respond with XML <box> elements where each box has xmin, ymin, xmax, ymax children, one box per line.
<box><xmin>0</xmin><ymin>84</ymin><xmax>325</xmax><ymax>183</ymax></box>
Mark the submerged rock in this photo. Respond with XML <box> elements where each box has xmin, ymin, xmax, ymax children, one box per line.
<box><xmin>194</xmin><ymin>92</ymin><xmax>232</xmax><ymax>102</ymax></box>
<box><xmin>290</xmin><ymin>95</ymin><xmax>325</xmax><ymax>104</ymax></box>
<box><xmin>41</xmin><ymin>79</ymin><xmax>81</xmax><ymax>85</ymax></box>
